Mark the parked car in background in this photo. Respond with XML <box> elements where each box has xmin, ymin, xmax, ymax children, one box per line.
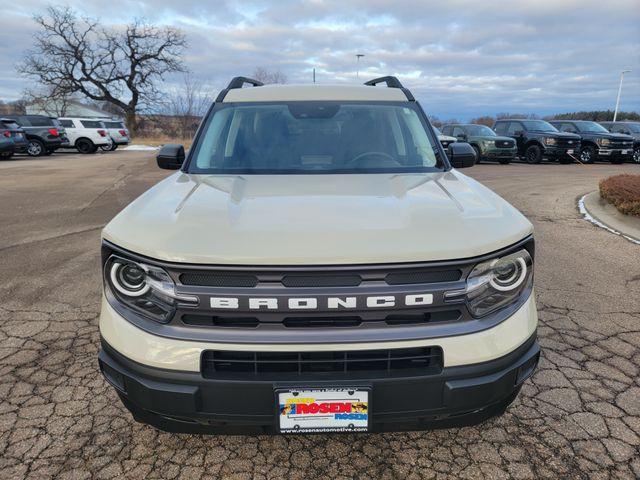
<box><xmin>549</xmin><ymin>120</ymin><xmax>633</xmax><ymax>164</ymax></box>
<box><xmin>2</xmin><ymin>114</ymin><xmax>64</xmax><ymax>156</ymax></box>
<box><xmin>599</xmin><ymin>121</ymin><xmax>640</xmax><ymax>163</ymax></box>
<box><xmin>100</xmin><ymin>120</ymin><xmax>130</xmax><ymax>151</ymax></box>
<box><xmin>0</xmin><ymin>118</ymin><xmax>28</xmax><ymax>158</ymax></box>
<box><xmin>442</xmin><ymin>124</ymin><xmax>516</xmax><ymax>164</ymax></box>
<box><xmin>0</xmin><ymin>131</ymin><xmax>15</xmax><ymax>159</ymax></box>
<box><xmin>58</xmin><ymin>118</ymin><xmax>112</xmax><ymax>154</ymax></box>
<box><xmin>432</xmin><ymin>127</ymin><xmax>457</xmax><ymax>149</ymax></box>
<box><xmin>493</xmin><ymin>119</ymin><xmax>580</xmax><ymax>164</ymax></box>
<box><xmin>51</xmin><ymin>118</ymin><xmax>71</xmax><ymax>149</ymax></box>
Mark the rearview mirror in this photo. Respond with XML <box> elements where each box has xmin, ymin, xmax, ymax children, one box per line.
<box><xmin>448</xmin><ymin>142</ymin><xmax>476</xmax><ymax>168</ymax></box>
<box><xmin>157</xmin><ymin>144</ymin><xmax>185</xmax><ymax>170</ymax></box>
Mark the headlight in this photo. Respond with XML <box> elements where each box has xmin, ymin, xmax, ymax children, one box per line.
<box><xmin>464</xmin><ymin>249</ymin><xmax>533</xmax><ymax>317</ymax></box>
<box><xmin>104</xmin><ymin>254</ymin><xmax>197</xmax><ymax>323</ymax></box>
<box><xmin>597</xmin><ymin>138</ymin><xmax>611</xmax><ymax>146</ymax></box>
<box><xmin>544</xmin><ymin>137</ymin><xmax>557</xmax><ymax>146</ymax></box>
<box><xmin>481</xmin><ymin>140</ymin><xmax>494</xmax><ymax>148</ymax></box>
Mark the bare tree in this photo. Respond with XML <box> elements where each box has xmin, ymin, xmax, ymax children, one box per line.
<box><xmin>470</xmin><ymin>116</ymin><xmax>496</xmax><ymax>127</ymax></box>
<box><xmin>167</xmin><ymin>74</ymin><xmax>213</xmax><ymax>138</ymax></box>
<box><xmin>18</xmin><ymin>6</ymin><xmax>187</xmax><ymax>132</ymax></box>
<box><xmin>252</xmin><ymin>67</ymin><xmax>288</xmax><ymax>85</ymax></box>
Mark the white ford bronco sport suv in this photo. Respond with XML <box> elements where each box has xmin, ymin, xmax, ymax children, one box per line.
<box><xmin>99</xmin><ymin>76</ymin><xmax>539</xmax><ymax>435</ymax></box>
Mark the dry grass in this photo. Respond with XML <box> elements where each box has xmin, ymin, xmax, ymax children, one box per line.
<box><xmin>599</xmin><ymin>174</ymin><xmax>640</xmax><ymax>217</ymax></box>
<box><xmin>132</xmin><ymin>135</ymin><xmax>193</xmax><ymax>149</ymax></box>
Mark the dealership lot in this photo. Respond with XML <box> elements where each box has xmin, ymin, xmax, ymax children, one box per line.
<box><xmin>1</xmin><ymin>152</ymin><xmax>639</xmax><ymax>479</ymax></box>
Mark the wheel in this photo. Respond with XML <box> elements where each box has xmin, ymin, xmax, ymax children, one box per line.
<box><xmin>579</xmin><ymin>145</ymin><xmax>595</xmax><ymax>164</ymax></box>
<box><xmin>472</xmin><ymin>145</ymin><xmax>481</xmax><ymax>164</ymax></box>
<box><xmin>100</xmin><ymin>142</ymin><xmax>117</xmax><ymax>152</ymax></box>
<box><xmin>633</xmin><ymin>147</ymin><xmax>640</xmax><ymax>164</ymax></box>
<box><xmin>76</xmin><ymin>138</ymin><xmax>97</xmax><ymax>154</ymax></box>
<box><xmin>524</xmin><ymin>145</ymin><xmax>542</xmax><ymax>164</ymax></box>
<box><xmin>498</xmin><ymin>158</ymin><xmax>511</xmax><ymax>165</ymax></box>
<box><xmin>27</xmin><ymin>139</ymin><xmax>45</xmax><ymax>157</ymax></box>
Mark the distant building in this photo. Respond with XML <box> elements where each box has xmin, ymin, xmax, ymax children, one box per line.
<box><xmin>25</xmin><ymin>99</ymin><xmax>122</xmax><ymax>120</ymax></box>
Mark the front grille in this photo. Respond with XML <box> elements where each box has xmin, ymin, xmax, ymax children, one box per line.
<box><xmin>181</xmin><ymin>268</ymin><xmax>461</xmax><ymax>288</ymax></box>
<box><xmin>201</xmin><ymin>347</ymin><xmax>443</xmax><ymax>377</ymax></box>
<box><xmin>556</xmin><ymin>138</ymin><xmax>578</xmax><ymax>148</ymax></box>
<box><xmin>495</xmin><ymin>140</ymin><xmax>514</xmax><ymax>149</ymax></box>
<box><xmin>610</xmin><ymin>139</ymin><xmax>634</xmax><ymax>148</ymax></box>
<box><xmin>182</xmin><ymin>309</ymin><xmax>462</xmax><ymax>328</ymax></box>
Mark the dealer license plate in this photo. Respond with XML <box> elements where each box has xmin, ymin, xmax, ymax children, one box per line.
<box><xmin>566</xmin><ymin>149</ymin><xmax>574</xmax><ymax>154</ymax></box>
<box><xmin>278</xmin><ymin>387</ymin><xmax>369</xmax><ymax>434</ymax></box>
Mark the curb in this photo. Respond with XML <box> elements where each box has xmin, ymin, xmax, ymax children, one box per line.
<box><xmin>578</xmin><ymin>191</ymin><xmax>640</xmax><ymax>245</ymax></box>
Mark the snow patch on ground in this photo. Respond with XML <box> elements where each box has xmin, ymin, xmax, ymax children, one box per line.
<box><xmin>578</xmin><ymin>193</ymin><xmax>640</xmax><ymax>245</ymax></box>
<box><xmin>123</xmin><ymin>145</ymin><xmax>159</xmax><ymax>151</ymax></box>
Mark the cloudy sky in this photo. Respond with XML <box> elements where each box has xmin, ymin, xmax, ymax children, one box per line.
<box><xmin>0</xmin><ymin>0</ymin><xmax>638</xmax><ymax>120</ymax></box>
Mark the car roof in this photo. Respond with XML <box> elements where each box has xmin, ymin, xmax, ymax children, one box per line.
<box><xmin>59</xmin><ymin>117</ymin><xmax>106</xmax><ymax>122</ymax></box>
<box><xmin>222</xmin><ymin>83</ymin><xmax>408</xmax><ymax>102</ymax></box>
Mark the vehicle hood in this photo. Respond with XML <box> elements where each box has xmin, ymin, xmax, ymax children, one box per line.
<box><xmin>103</xmin><ymin>171</ymin><xmax>533</xmax><ymax>265</ymax></box>
<box><xmin>438</xmin><ymin>134</ymin><xmax>457</xmax><ymax>142</ymax></box>
<box><xmin>473</xmin><ymin>135</ymin><xmax>515</xmax><ymax>143</ymax></box>
<box><xmin>541</xmin><ymin>131</ymin><xmax>581</xmax><ymax>140</ymax></box>
<box><xmin>581</xmin><ymin>132</ymin><xmax>633</xmax><ymax>141</ymax></box>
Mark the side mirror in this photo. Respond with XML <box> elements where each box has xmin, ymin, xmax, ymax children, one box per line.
<box><xmin>157</xmin><ymin>144</ymin><xmax>185</xmax><ymax>170</ymax></box>
<box><xmin>448</xmin><ymin>142</ymin><xmax>476</xmax><ymax>168</ymax></box>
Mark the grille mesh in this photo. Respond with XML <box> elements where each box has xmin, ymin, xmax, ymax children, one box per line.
<box><xmin>180</xmin><ymin>272</ymin><xmax>258</xmax><ymax>287</ymax></box>
<box><xmin>202</xmin><ymin>347</ymin><xmax>443</xmax><ymax>376</ymax></box>
<box><xmin>385</xmin><ymin>270</ymin><xmax>460</xmax><ymax>285</ymax></box>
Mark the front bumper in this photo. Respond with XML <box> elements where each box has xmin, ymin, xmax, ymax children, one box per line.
<box><xmin>542</xmin><ymin>145</ymin><xmax>579</xmax><ymax>158</ymax></box>
<box><xmin>596</xmin><ymin>148</ymin><xmax>633</xmax><ymax>159</ymax></box>
<box><xmin>99</xmin><ymin>290</ymin><xmax>539</xmax><ymax>434</ymax></box>
<box><xmin>483</xmin><ymin>147</ymin><xmax>517</xmax><ymax>160</ymax></box>
<box><xmin>100</xmin><ymin>334</ymin><xmax>539</xmax><ymax>434</ymax></box>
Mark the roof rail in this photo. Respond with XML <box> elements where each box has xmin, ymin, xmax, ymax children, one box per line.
<box><xmin>216</xmin><ymin>76</ymin><xmax>264</xmax><ymax>102</ymax></box>
<box><xmin>363</xmin><ymin>76</ymin><xmax>415</xmax><ymax>101</ymax></box>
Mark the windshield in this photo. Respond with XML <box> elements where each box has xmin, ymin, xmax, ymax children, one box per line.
<box><xmin>627</xmin><ymin>123</ymin><xmax>640</xmax><ymax>133</ymax></box>
<box><xmin>466</xmin><ymin>125</ymin><xmax>496</xmax><ymax>136</ymax></box>
<box><xmin>188</xmin><ymin>102</ymin><xmax>444</xmax><ymax>174</ymax></box>
<box><xmin>522</xmin><ymin>120</ymin><xmax>558</xmax><ymax>132</ymax></box>
<box><xmin>576</xmin><ymin>122</ymin><xmax>609</xmax><ymax>133</ymax></box>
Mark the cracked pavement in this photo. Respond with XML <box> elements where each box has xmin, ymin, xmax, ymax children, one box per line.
<box><xmin>1</xmin><ymin>152</ymin><xmax>639</xmax><ymax>479</ymax></box>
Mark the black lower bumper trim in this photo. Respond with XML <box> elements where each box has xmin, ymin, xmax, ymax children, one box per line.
<box><xmin>99</xmin><ymin>334</ymin><xmax>539</xmax><ymax>435</ymax></box>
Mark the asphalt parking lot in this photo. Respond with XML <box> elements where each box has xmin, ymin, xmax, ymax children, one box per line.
<box><xmin>1</xmin><ymin>151</ymin><xmax>639</xmax><ymax>480</ymax></box>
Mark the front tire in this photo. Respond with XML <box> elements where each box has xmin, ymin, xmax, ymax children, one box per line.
<box><xmin>579</xmin><ymin>145</ymin><xmax>595</xmax><ymax>164</ymax></box>
<box><xmin>76</xmin><ymin>138</ymin><xmax>97</xmax><ymax>154</ymax></box>
<box><xmin>472</xmin><ymin>146</ymin><xmax>481</xmax><ymax>164</ymax></box>
<box><xmin>524</xmin><ymin>145</ymin><xmax>542</xmax><ymax>164</ymax></box>
<box><xmin>27</xmin><ymin>139</ymin><xmax>45</xmax><ymax>157</ymax></box>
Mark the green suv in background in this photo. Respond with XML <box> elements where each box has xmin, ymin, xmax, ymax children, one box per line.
<box><xmin>442</xmin><ymin>124</ymin><xmax>516</xmax><ymax>164</ymax></box>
